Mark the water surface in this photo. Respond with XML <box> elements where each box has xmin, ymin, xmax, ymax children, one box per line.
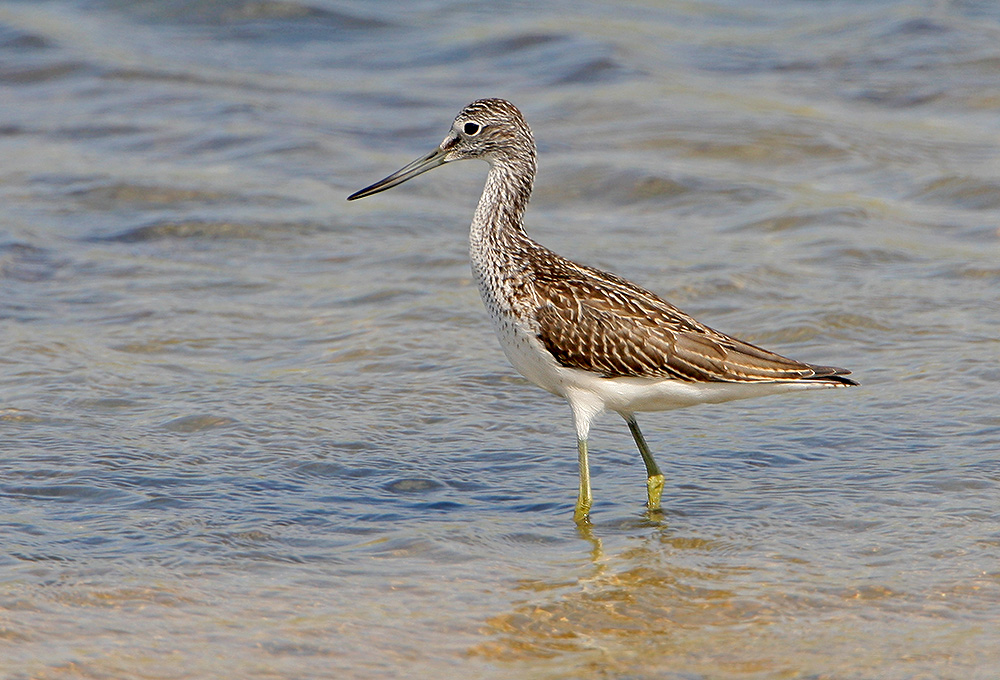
<box><xmin>2</xmin><ymin>1</ymin><xmax>999</xmax><ymax>678</ymax></box>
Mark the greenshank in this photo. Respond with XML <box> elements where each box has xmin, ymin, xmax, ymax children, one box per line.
<box><xmin>349</xmin><ymin>98</ymin><xmax>858</xmax><ymax>523</ymax></box>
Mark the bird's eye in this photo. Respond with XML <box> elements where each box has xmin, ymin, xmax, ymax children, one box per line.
<box><xmin>463</xmin><ymin>122</ymin><xmax>481</xmax><ymax>136</ymax></box>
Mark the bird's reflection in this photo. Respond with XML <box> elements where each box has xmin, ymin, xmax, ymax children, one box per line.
<box><xmin>470</xmin><ymin>511</ymin><xmax>768</xmax><ymax>674</ymax></box>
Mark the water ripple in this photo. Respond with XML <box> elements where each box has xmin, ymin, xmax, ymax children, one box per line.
<box><xmin>1</xmin><ymin>0</ymin><xmax>999</xmax><ymax>678</ymax></box>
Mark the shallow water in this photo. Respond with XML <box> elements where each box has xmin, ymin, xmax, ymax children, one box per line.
<box><xmin>2</xmin><ymin>0</ymin><xmax>999</xmax><ymax>678</ymax></box>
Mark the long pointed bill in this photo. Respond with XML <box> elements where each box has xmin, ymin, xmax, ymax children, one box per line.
<box><xmin>347</xmin><ymin>146</ymin><xmax>449</xmax><ymax>201</ymax></box>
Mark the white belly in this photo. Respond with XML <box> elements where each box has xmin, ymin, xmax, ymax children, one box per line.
<box><xmin>489</xmin><ymin>306</ymin><xmax>568</xmax><ymax>396</ymax></box>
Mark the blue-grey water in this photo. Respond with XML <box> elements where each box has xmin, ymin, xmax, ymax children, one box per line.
<box><xmin>2</xmin><ymin>1</ymin><xmax>999</xmax><ymax>678</ymax></box>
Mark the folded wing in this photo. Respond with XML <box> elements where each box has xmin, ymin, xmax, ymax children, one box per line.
<box><xmin>533</xmin><ymin>262</ymin><xmax>855</xmax><ymax>385</ymax></box>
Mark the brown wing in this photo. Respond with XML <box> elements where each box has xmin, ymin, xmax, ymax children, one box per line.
<box><xmin>533</xmin><ymin>261</ymin><xmax>854</xmax><ymax>384</ymax></box>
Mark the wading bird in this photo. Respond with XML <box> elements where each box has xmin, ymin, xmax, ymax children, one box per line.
<box><xmin>349</xmin><ymin>99</ymin><xmax>857</xmax><ymax>523</ymax></box>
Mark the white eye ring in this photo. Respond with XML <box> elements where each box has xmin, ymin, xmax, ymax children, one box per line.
<box><xmin>462</xmin><ymin>122</ymin><xmax>481</xmax><ymax>136</ymax></box>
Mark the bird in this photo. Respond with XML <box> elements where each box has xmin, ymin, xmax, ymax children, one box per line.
<box><xmin>348</xmin><ymin>98</ymin><xmax>858</xmax><ymax>523</ymax></box>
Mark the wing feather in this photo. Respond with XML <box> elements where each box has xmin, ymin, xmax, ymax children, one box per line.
<box><xmin>531</xmin><ymin>257</ymin><xmax>853</xmax><ymax>384</ymax></box>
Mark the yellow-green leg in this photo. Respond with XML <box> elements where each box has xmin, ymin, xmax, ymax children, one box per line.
<box><xmin>574</xmin><ymin>437</ymin><xmax>593</xmax><ymax>524</ymax></box>
<box><xmin>625</xmin><ymin>415</ymin><xmax>664</xmax><ymax>511</ymax></box>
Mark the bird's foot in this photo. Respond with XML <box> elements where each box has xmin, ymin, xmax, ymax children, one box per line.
<box><xmin>646</xmin><ymin>474</ymin><xmax>665</xmax><ymax>511</ymax></box>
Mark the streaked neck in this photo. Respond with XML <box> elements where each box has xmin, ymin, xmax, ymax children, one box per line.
<box><xmin>470</xmin><ymin>158</ymin><xmax>536</xmax><ymax>262</ymax></box>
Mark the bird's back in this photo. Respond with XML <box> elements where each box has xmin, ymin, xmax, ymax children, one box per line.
<box><xmin>517</xmin><ymin>243</ymin><xmax>856</xmax><ymax>386</ymax></box>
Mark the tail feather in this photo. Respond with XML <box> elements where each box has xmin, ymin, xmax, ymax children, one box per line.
<box><xmin>805</xmin><ymin>365</ymin><xmax>859</xmax><ymax>386</ymax></box>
